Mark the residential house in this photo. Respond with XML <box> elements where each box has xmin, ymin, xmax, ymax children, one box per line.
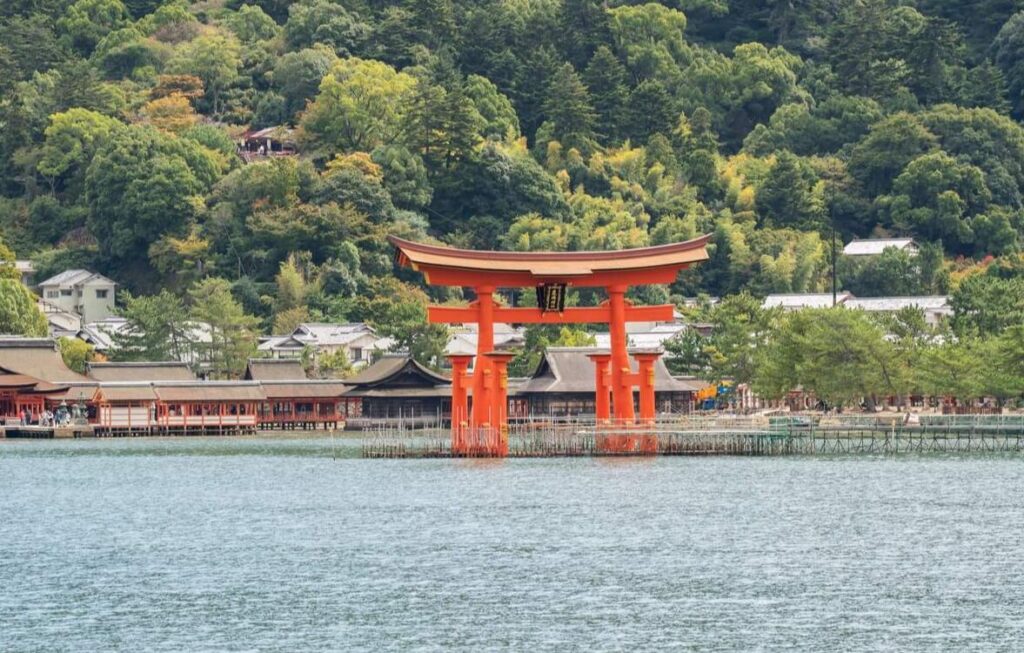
<box><xmin>843</xmin><ymin>238</ymin><xmax>918</xmax><ymax>257</ymax></box>
<box><xmin>626</xmin><ymin>308</ymin><xmax>685</xmax><ymax>334</ymax></box>
<box><xmin>239</xmin><ymin>126</ymin><xmax>297</xmax><ymax>162</ymax></box>
<box><xmin>258</xmin><ymin>323</ymin><xmax>388</xmax><ymax>367</ymax></box>
<box><xmin>594</xmin><ymin>323</ymin><xmax>688</xmax><ymax>350</ymax></box>
<box><xmin>37</xmin><ymin>298</ymin><xmax>82</xmax><ymax>338</ymax></box>
<box><xmin>444</xmin><ymin>323</ymin><xmax>525</xmax><ymax>366</ymax></box>
<box><xmin>845</xmin><ymin>296</ymin><xmax>953</xmax><ymax>327</ymax></box>
<box><xmin>37</xmin><ymin>269</ymin><xmax>116</xmax><ymax>324</ymax></box>
<box><xmin>15</xmin><ymin>260</ymin><xmax>34</xmax><ymax>286</ymax></box>
<box><xmin>77</xmin><ymin>317</ymin><xmax>130</xmax><ymax>352</ymax></box>
<box><xmin>763</xmin><ymin>293</ymin><xmax>854</xmax><ymax>311</ymax></box>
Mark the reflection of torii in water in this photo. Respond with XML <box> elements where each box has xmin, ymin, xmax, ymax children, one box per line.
<box><xmin>389</xmin><ymin>234</ymin><xmax>711</xmax><ymax>456</ymax></box>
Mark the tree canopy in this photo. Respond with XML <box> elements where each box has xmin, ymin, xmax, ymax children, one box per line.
<box><xmin>2</xmin><ymin>0</ymin><xmax>1024</xmax><ymax>377</ymax></box>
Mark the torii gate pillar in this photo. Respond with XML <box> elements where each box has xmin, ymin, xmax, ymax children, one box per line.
<box><xmin>587</xmin><ymin>352</ymin><xmax>612</xmax><ymax>423</ymax></box>
<box><xmin>447</xmin><ymin>354</ymin><xmax>473</xmax><ymax>455</ymax></box>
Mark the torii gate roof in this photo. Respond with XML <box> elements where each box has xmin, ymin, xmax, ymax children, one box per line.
<box><xmin>389</xmin><ymin>234</ymin><xmax>711</xmax><ymax>287</ymax></box>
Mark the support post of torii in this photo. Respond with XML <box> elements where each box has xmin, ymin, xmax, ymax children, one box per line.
<box><xmin>389</xmin><ymin>234</ymin><xmax>711</xmax><ymax>457</ymax></box>
<box><xmin>447</xmin><ymin>354</ymin><xmax>472</xmax><ymax>455</ymax></box>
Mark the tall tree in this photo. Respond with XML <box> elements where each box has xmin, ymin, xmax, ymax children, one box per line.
<box><xmin>541</xmin><ymin>63</ymin><xmax>598</xmax><ymax>153</ymax></box>
<box><xmin>189</xmin><ymin>277</ymin><xmax>260</xmax><ymax>379</ymax></box>
<box><xmin>0</xmin><ymin>239</ymin><xmax>47</xmax><ymax>337</ymax></box>
<box><xmin>111</xmin><ymin>290</ymin><xmax>191</xmax><ymax>362</ymax></box>
<box><xmin>583</xmin><ymin>45</ymin><xmax>629</xmax><ymax>143</ymax></box>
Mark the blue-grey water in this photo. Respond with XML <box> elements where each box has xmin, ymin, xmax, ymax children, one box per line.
<box><xmin>1</xmin><ymin>436</ymin><xmax>1023</xmax><ymax>652</ymax></box>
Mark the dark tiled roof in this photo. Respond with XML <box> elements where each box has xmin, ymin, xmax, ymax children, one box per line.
<box><xmin>88</xmin><ymin>362</ymin><xmax>195</xmax><ymax>382</ymax></box>
<box><xmin>260</xmin><ymin>381</ymin><xmax>348</xmax><ymax>399</ymax></box>
<box><xmin>0</xmin><ymin>338</ymin><xmax>91</xmax><ymax>383</ymax></box>
<box><xmin>153</xmin><ymin>382</ymin><xmax>266</xmax><ymax>402</ymax></box>
<box><xmin>345</xmin><ymin>355</ymin><xmax>450</xmax><ymax>387</ymax></box>
<box><xmin>518</xmin><ymin>347</ymin><xmax>701</xmax><ymax>394</ymax></box>
<box><xmin>244</xmin><ymin>358</ymin><xmax>307</xmax><ymax>381</ymax></box>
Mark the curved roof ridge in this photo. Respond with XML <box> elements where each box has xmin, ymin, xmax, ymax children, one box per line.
<box><xmin>389</xmin><ymin>234</ymin><xmax>711</xmax><ymax>262</ymax></box>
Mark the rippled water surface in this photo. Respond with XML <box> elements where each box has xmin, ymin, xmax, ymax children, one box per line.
<box><xmin>2</xmin><ymin>436</ymin><xmax>1023</xmax><ymax>652</ymax></box>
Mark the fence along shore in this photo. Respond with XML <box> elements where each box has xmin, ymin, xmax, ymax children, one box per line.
<box><xmin>363</xmin><ymin>414</ymin><xmax>1024</xmax><ymax>458</ymax></box>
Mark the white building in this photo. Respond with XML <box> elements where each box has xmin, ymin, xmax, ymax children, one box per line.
<box><xmin>37</xmin><ymin>269</ymin><xmax>116</xmax><ymax>324</ymax></box>
<box><xmin>77</xmin><ymin>318</ymin><xmax>214</xmax><ymax>368</ymax></box>
<box><xmin>594</xmin><ymin>323</ymin><xmax>689</xmax><ymax>350</ymax></box>
<box><xmin>845</xmin><ymin>296</ymin><xmax>952</xmax><ymax>327</ymax></box>
<box><xmin>15</xmin><ymin>260</ymin><xmax>34</xmax><ymax>286</ymax></box>
<box><xmin>258</xmin><ymin>323</ymin><xmax>388</xmax><ymax>367</ymax></box>
<box><xmin>843</xmin><ymin>238</ymin><xmax>918</xmax><ymax>257</ymax></box>
<box><xmin>445</xmin><ymin>323</ymin><xmax>525</xmax><ymax>368</ymax></box>
<box><xmin>77</xmin><ymin>317</ymin><xmax>131</xmax><ymax>352</ymax></box>
<box><xmin>37</xmin><ymin>298</ymin><xmax>82</xmax><ymax>337</ymax></box>
<box><xmin>763</xmin><ymin>293</ymin><xmax>854</xmax><ymax>311</ymax></box>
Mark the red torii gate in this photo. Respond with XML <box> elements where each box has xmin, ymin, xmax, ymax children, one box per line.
<box><xmin>389</xmin><ymin>235</ymin><xmax>711</xmax><ymax>456</ymax></box>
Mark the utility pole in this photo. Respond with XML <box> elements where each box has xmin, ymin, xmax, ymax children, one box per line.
<box><xmin>831</xmin><ymin>225</ymin><xmax>838</xmax><ymax>307</ymax></box>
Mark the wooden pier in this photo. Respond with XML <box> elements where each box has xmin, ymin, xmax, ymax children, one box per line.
<box><xmin>362</xmin><ymin>415</ymin><xmax>1024</xmax><ymax>458</ymax></box>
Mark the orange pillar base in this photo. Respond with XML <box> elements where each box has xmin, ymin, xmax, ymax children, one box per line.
<box><xmin>587</xmin><ymin>353</ymin><xmax>612</xmax><ymax>424</ymax></box>
<box><xmin>448</xmin><ymin>354</ymin><xmax>473</xmax><ymax>456</ymax></box>
<box><xmin>483</xmin><ymin>351</ymin><xmax>515</xmax><ymax>457</ymax></box>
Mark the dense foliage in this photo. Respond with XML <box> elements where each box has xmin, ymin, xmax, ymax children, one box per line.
<box><xmin>670</xmin><ymin>283</ymin><xmax>1024</xmax><ymax>408</ymax></box>
<box><xmin>2</xmin><ymin>0</ymin><xmax>1024</xmax><ymax>380</ymax></box>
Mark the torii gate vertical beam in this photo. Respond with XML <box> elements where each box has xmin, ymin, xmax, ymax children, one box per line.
<box><xmin>471</xmin><ymin>287</ymin><xmax>496</xmax><ymax>429</ymax></box>
<box><xmin>607</xmin><ymin>285</ymin><xmax>634</xmax><ymax>422</ymax></box>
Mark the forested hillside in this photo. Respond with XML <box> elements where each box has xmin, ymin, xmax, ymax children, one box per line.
<box><xmin>2</xmin><ymin>0</ymin><xmax>1024</xmax><ymax>362</ymax></box>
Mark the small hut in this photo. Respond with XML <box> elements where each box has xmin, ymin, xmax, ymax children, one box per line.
<box><xmin>240</xmin><ymin>126</ymin><xmax>297</xmax><ymax>160</ymax></box>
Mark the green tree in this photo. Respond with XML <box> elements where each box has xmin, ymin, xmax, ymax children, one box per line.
<box><xmin>85</xmin><ymin>126</ymin><xmax>215</xmax><ymax>261</ymax></box>
<box><xmin>352</xmin><ymin>277</ymin><xmax>449</xmax><ymax>367</ymax></box>
<box><xmin>273</xmin><ymin>46</ymin><xmax>338</xmax><ymax>119</ymax></box>
<box><xmin>583</xmin><ymin>45</ymin><xmax>629</xmax><ymax>143</ymax></box>
<box><xmin>839</xmin><ymin>245</ymin><xmax>945</xmax><ymax>297</ymax></box>
<box><xmin>224</xmin><ymin>4</ymin><xmax>280</xmax><ymax>43</ymax></box>
<box><xmin>167</xmin><ymin>32</ymin><xmax>242</xmax><ymax>116</ymax></box>
<box><xmin>608</xmin><ymin>3</ymin><xmax>690</xmax><ymax>81</ymax></box>
<box><xmin>848</xmin><ymin>113</ymin><xmax>937</xmax><ymax>197</ymax></box>
<box><xmin>884</xmin><ymin>152</ymin><xmax>992</xmax><ymax>254</ymax></box>
<box><xmin>757</xmin><ymin>151</ymin><xmax>824</xmax><ymax>230</ymax></box>
<box><xmin>111</xmin><ymin>290</ymin><xmax>191</xmax><ymax>362</ymax></box>
<box><xmin>541</xmin><ymin>63</ymin><xmax>598</xmax><ymax>152</ymax></box>
<box><xmin>371</xmin><ymin>145</ymin><xmax>432</xmax><ymax>210</ymax></box>
<box><xmin>918</xmin><ymin>337</ymin><xmax>988</xmax><ymax>403</ymax></box>
<box><xmin>0</xmin><ymin>239</ymin><xmax>47</xmax><ymax>336</ymax></box>
<box><xmin>950</xmin><ymin>273</ymin><xmax>1024</xmax><ymax>337</ymax></box>
<box><xmin>37</xmin><ymin>108</ymin><xmax>124</xmax><ymax>197</ymax></box>
<box><xmin>189</xmin><ymin>277</ymin><xmax>260</xmax><ymax>379</ymax></box>
<box><xmin>283</xmin><ymin>0</ymin><xmax>369</xmax><ymax>55</ymax></box>
<box><xmin>58</xmin><ymin>336</ymin><xmax>94</xmax><ymax>374</ymax></box>
<box><xmin>826</xmin><ymin>0</ymin><xmax>908</xmax><ymax>100</ymax></box>
<box><xmin>316</xmin><ymin>348</ymin><xmax>354</xmax><ymax>379</ymax></box>
<box><xmin>754</xmin><ymin>307</ymin><xmax>898</xmax><ymax>407</ymax></box>
<box><xmin>300</xmin><ymin>57</ymin><xmax>416</xmax><ymax>156</ymax></box>
<box><xmin>993</xmin><ymin>11</ymin><xmax>1024</xmax><ymax>119</ymax></box>
<box><xmin>57</xmin><ymin>0</ymin><xmax>129</xmax><ymax>55</ymax></box>
<box><xmin>273</xmin><ymin>256</ymin><xmax>307</xmax><ymax>316</ymax></box>
<box><xmin>463</xmin><ymin>74</ymin><xmax>520</xmax><ymax>139</ymax></box>
<box><xmin>623</xmin><ymin>79</ymin><xmax>677</xmax><ymax>144</ymax></box>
